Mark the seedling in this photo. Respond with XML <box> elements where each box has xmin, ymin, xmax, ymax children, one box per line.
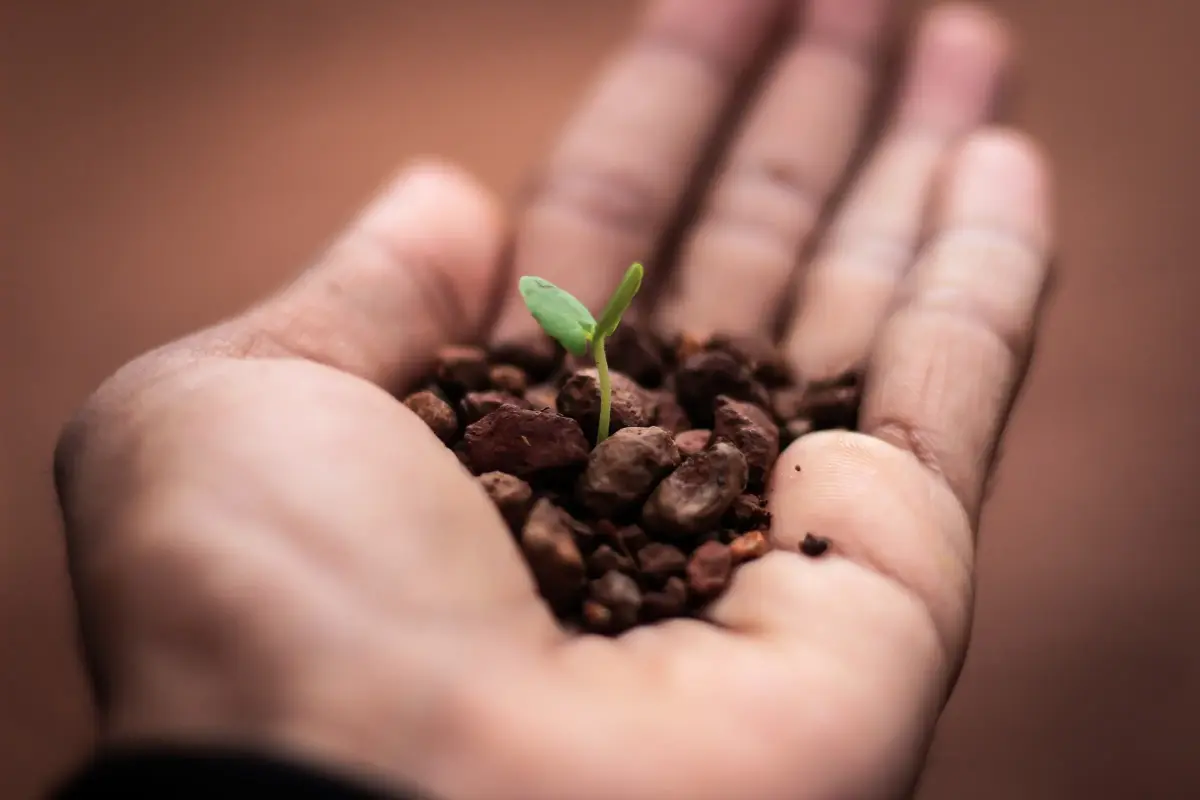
<box><xmin>518</xmin><ymin>262</ymin><xmax>644</xmax><ymax>444</ymax></box>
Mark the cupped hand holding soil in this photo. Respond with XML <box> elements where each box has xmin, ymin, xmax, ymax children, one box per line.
<box><xmin>405</xmin><ymin>328</ymin><xmax>859</xmax><ymax>632</ymax></box>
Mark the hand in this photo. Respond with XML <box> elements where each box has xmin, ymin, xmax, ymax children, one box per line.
<box><xmin>54</xmin><ymin>2</ymin><xmax>1052</xmax><ymax>799</ymax></box>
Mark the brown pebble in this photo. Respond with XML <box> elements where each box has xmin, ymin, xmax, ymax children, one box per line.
<box><xmin>459</xmin><ymin>391</ymin><xmax>532</xmax><ymax>424</ymax></box>
<box><xmin>524</xmin><ymin>384</ymin><xmax>559</xmax><ymax>411</ymax></box>
<box><xmin>402</xmin><ymin>390</ymin><xmax>459</xmax><ymax>443</ymax></box>
<box><xmin>596</xmin><ymin>521</ymin><xmax>650</xmax><ymax>553</ymax></box>
<box><xmin>705</xmin><ymin>333</ymin><xmax>792</xmax><ymax>387</ymax></box>
<box><xmin>521</xmin><ymin>499</ymin><xmax>587</xmax><ymax>610</ymax></box>
<box><xmin>489</xmin><ymin>336</ymin><xmax>562</xmax><ymax>381</ymax></box>
<box><xmin>637</xmin><ymin>542</ymin><xmax>688</xmax><ymax>580</ymax></box>
<box><xmin>801</xmin><ymin>383</ymin><xmax>861</xmax><ymax>431</ymax></box>
<box><xmin>590</xmin><ymin>570</ymin><xmax>642</xmax><ymax>632</ymax></box>
<box><xmin>477</xmin><ymin>472</ymin><xmax>533</xmax><ymax>532</ymax></box>
<box><xmin>558</xmin><ymin>368</ymin><xmax>655</xmax><ymax>441</ymax></box>
<box><xmin>730</xmin><ymin>530</ymin><xmax>770</xmax><ymax>564</ymax></box>
<box><xmin>672</xmin><ymin>330</ymin><xmax>707</xmax><ymax>364</ymax></box>
<box><xmin>606</xmin><ymin>321</ymin><xmax>667</xmax><ymax>387</ymax></box>
<box><xmin>463</xmin><ymin>405</ymin><xmax>589</xmax><ymax>476</ymax></box>
<box><xmin>770</xmin><ymin>386</ymin><xmax>807</xmax><ymax>423</ymax></box>
<box><xmin>675</xmin><ymin>350</ymin><xmax>769</xmax><ymax>427</ymax></box>
<box><xmin>588</xmin><ymin>544</ymin><xmax>636</xmax><ymax>578</ymax></box>
<box><xmin>651</xmin><ymin>391</ymin><xmax>692</xmax><ymax>434</ymax></box>
<box><xmin>577</xmin><ymin>427</ymin><xmax>681</xmax><ymax>516</ymax></box>
<box><xmin>800</xmin><ymin>533</ymin><xmax>830</xmax><ymax>557</ymax></box>
<box><xmin>582</xmin><ymin>600</ymin><xmax>614</xmax><ymax>633</ymax></box>
<box><xmin>725</xmin><ymin>493</ymin><xmax>771</xmax><ymax>531</ymax></box>
<box><xmin>674</xmin><ymin>429</ymin><xmax>712</xmax><ymax>458</ymax></box>
<box><xmin>435</xmin><ymin>345</ymin><xmax>491</xmax><ymax>394</ymax></box>
<box><xmin>488</xmin><ymin>364</ymin><xmax>529</xmax><ymax>395</ymax></box>
<box><xmin>783</xmin><ymin>418</ymin><xmax>814</xmax><ymax>447</ymax></box>
<box><xmin>772</xmin><ymin>376</ymin><xmax>862</xmax><ymax>431</ymax></box>
<box><xmin>686</xmin><ymin>540</ymin><xmax>734</xmax><ymax>597</ymax></box>
<box><xmin>643</xmin><ymin>442</ymin><xmax>749</xmax><ymax>537</ymax></box>
<box><xmin>641</xmin><ymin>576</ymin><xmax>689</xmax><ymax>622</ymax></box>
<box><xmin>712</xmin><ymin>395</ymin><xmax>780</xmax><ymax>488</ymax></box>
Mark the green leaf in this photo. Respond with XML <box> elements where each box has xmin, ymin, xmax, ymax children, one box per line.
<box><xmin>518</xmin><ymin>276</ymin><xmax>596</xmax><ymax>356</ymax></box>
<box><xmin>595</xmin><ymin>262</ymin><xmax>644</xmax><ymax>338</ymax></box>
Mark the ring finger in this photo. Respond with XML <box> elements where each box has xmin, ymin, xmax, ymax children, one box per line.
<box><xmin>657</xmin><ymin>3</ymin><xmax>1008</xmax><ymax>358</ymax></box>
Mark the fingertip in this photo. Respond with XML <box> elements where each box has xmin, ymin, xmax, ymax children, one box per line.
<box><xmin>899</xmin><ymin>3</ymin><xmax>1014</xmax><ymax>131</ymax></box>
<box><xmin>922</xmin><ymin>2</ymin><xmax>1013</xmax><ymax>57</ymax></box>
<box><xmin>946</xmin><ymin>126</ymin><xmax>1054</xmax><ymax>250</ymax></box>
<box><xmin>358</xmin><ymin>159</ymin><xmax>506</xmax><ymax>323</ymax></box>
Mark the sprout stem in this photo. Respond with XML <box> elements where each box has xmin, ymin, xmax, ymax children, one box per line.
<box><xmin>594</xmin><ymin>333</ymin><xmax>612</xmax><ymax>444</ymax></box>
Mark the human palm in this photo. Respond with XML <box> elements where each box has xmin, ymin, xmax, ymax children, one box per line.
<box><xmin>55</xmin><ymin>2</ymin><xmax>1052</xmax><ymax>799</ymax></box>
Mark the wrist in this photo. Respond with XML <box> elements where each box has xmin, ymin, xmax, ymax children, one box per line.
<box><xmin>98</xmin><ymin>634</ymin><xmax>528</xmax><ymax>800</ymax></box>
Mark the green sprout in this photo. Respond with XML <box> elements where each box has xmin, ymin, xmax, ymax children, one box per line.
<box><xmin>519</xmin><ymin>262</ymin><xmax>644</xmax><ymax>444</ymax></box>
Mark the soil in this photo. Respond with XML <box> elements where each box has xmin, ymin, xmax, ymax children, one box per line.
<box><xmin>402</xmin><ymin>324</ymin><xmax>861</xmax><ymax>635</ymax></box>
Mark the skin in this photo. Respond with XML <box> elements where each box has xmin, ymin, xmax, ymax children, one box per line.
<box><xmin>54</xmin><ymin>2</ymin><xmax>1053</xmax><ymax>799</ymax></box>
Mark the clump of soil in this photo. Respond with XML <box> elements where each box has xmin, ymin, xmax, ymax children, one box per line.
<box><xmin>403</xmin><ymin>326</ymin><xmax>861</xmax><ymax>635</ymax></box>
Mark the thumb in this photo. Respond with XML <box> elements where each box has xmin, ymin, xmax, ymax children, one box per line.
<box><xmin>706</xmin><ymin>431</ymin><xmax>976</xmax><ymax>772</ymax></box>
<box><xmin>221</xmin><ymin>160</ymin><xmax>506</xmax><ymax>392</ymax></box>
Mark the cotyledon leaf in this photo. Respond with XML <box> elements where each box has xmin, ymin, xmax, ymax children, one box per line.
<box><xmin>518</xmin><ymin>276</ymin><xmax>596</xmax><ymax>356</ymax></box>
<box><xmin>595</xmin><ymin>262</ymin><xmax>644</xmax><ymax>338</ymax></box>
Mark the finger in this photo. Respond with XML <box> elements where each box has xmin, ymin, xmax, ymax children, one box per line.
<box><xmin>782</xmin><ymin>4</ymin><xmax>1011</xmax><ymax>380</ymax></box>
<box><xmin>861</xmin><ymin>128</ymin><xmax>1053</xmax><ymax>519</ymax></box>
<box><xmin>491</xmin><ymin>0</ymin><xmax>789</xmax><ymax>349</ymax></box>
<box><xmin>700</xmin><ymin>130</ymin><xmax>1049</xmax><ymax>758</ymax></box>
<box><xmin>694</xmin><ymin>432</ymin><xmax>977</xmax><ymax>798</ymax></box>
<box><xmin>655</xmin><ymin>0</ymin><xmax>898</xmax><ymax>338</ymax></box>
<box><xmin>215</xmin><ymin>161</ymin><xmax>504</xmax><ymax>392</ymax></box>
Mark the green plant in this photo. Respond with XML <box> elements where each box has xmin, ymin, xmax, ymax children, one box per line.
<box><xmin>518</xmin><ymin>262</ymin><xmax>644</xmax><ymax>444</ymax></box>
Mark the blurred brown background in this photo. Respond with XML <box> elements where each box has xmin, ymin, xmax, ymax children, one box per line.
<box><xmin>3</xmin><ymin>1</ymin><xmax>1198</xmax><ymax>798</ymax></box>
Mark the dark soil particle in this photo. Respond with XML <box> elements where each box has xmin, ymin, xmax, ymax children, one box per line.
<box><xmin>404</xmin><ymin>324</ymin><xmax>861</xmax><ymax>635</ymax></box>
<box><xmin>800</xmin><ymin>533</ymin><xmax>831</xmax><ymax>558</ymax></box>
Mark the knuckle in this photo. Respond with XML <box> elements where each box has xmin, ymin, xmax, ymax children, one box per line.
<box><xmin>707</xmin><ymin>158</ymin><xmax>824</xmax><ymax>247</ymax></box>
<box><xmin>523</xmin><ymin>163</ymin><xmax>664</xmax><ymax>240</ymax></box>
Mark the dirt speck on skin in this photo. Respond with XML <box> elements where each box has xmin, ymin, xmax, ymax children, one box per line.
<box><xmin>404</xmin><ymin>325</ymin><xmax>861</xmax><ymax>635</ymax></box>
<box><xmin>800</xmin><ymin>533</ymin><xmax>830</xmax><ymax>558</ymax></box>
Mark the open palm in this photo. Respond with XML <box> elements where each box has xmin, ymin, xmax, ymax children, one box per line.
<box><xmin>55</xmin><ymin>2</ymin><xmax>1053</xmax><ymax>799</ymax></box>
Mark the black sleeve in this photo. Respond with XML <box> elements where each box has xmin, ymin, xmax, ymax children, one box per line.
<box><xmin>49</xmin><ymin>747</ymin><xmax>433</xmax><ymax>800</ymax></box>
